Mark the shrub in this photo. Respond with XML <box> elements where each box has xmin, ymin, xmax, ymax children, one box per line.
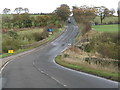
<box><xmin>2</xmin><ymin>36</ymin><xmax>21</xmax><ymax>53</ymax></box>
<box><xmin>85</xmin><ymin>32</ymin><xmax>119</xmax><ymax>59</ymax></box>
<box><xmin>64</xmin><ymin>54</ymin><xmax>69</xmax><ymax>58</ymax></box>
<box><xmin>7</xmin><ymin>30</ymin><xmax>18</xmax><ymax>39</ymax></box>
<box><xmin>33</xmin><ymin>32</ymin><xmax>43</xmax><ymax>41</ymax></box>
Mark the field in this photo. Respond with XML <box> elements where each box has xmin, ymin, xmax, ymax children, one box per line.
<box><xmin>92</xmin><ymin>24</ymin><xmax>119</xmax><ymax>32</ymax></box>
<box><xmin>94</xmin><ymin>16</ymin><xmax>118</xmax><ymax>24</ymax></box>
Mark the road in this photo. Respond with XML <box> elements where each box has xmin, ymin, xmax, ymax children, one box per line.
<box><xmin>2</xmin><ymin>17</ymin><xmax>118</xmax><ymax>89</ymax></box>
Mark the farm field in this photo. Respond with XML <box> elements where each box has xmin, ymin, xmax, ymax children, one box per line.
<box><xmin>94</xmin><ymin>16</ymin><xmax>118</xmax><ymax>24</ymax></box>
<box><xmin>92</xmin><ymin>24</ymin><xmax>119</xmax><ymax>32</ymax></box>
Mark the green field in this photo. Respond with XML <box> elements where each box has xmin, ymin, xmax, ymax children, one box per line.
<box><xmin>92</xmin><ymin>24</ymin><xmax>118</xmax><ymax>32</ymax></box>
<box><xmin>94</xmin><ymin>16</ymin><xmax>118</xmax><ymax>24</ymax></box>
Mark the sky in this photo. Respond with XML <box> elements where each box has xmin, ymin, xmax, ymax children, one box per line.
<box><xmin>0</xmin><ymin>0</ymin><xmax>119</xmax><ymax>15</ymax></box>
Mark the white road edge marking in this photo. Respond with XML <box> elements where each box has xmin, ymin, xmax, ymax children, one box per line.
<box><xmin>0</xmin><ymin>60</ymin><xmax>11</xmax><ymax>73</ymax></box>
<box><xmin>33</xmin><ymin>62</ymin><xmax>67</xmax><ymax>87</ymax></box>
<box><xmin>51</xmin><ymin>76</ymin><xmax>67</xmax><ymax>87</ymax></box>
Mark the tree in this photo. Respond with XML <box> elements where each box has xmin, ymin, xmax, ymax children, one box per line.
<box><xmin>24</xmin><ymin>8</ymin><xmax>29</xmax><ymax>13</ymax></box>
<box><xmin>3</xmin><ymin>8</ymin><xmax>11</xmax><ymax>14</ymax></box>
<box><xmin>73</xmin><ymin>5</ymin><xmax>97</xmax><ymax>23</ymax></box>
<box><xmin>14</xmin><ymin>7</ymin><xmax>23</xmax><ymax>14</ymax></box>
<box><xmin>2</xmin><ymin>15</ymin><xmax>12</xmax><ymax>28</ymax></box>
<box><xmin>12</xmin><ymin>13</ymin><xmax>32</xmax><ymax>28</ymax></box>
<box><xmin>21</xmin><ymin>13</ymin><xmax>32</xmax><ymax>28</ymax></box>
<box><xmin>12</xmin><ymin>14</ymin><xmax>23</xmax><ymax>28</ymax></box>
<box><xmin>73</xmin><ymin>5</ymin><xmax>97</xmax><ymax>35</ymax></box>
<box><xmin>35</xmin><ymin>15</ymin><xmax>50</xmax><ymax>27</ymax></box>
<box><xmin>117</xmin><ymin>2</ymin><xmax>120</xmax><ymax>17</ymax></box>
<box><xmin>95</xmin><ymin>6</ymin><xmax>111</xmax><ymax>24</ymax></box>
<box><xmin>110</xmin><ymin>8</ymin><xmax>115</xmax><ymax>16</ymax></box>
<box><xmin>55</xmin><ymin>4</ymin><xmax>71</xmax><ymax>21</ymax></box>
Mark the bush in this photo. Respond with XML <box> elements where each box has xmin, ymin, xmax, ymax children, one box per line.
<box><xmin>80</xmin><ymin>23</ymin><xmax>91</xmax><ymax>35</ymax></box>
<box><xmin>96</xmin><ymin>42</ymin><xmax>118</xmax><ymax>59</ymax></box>
<box><xmin>85</xmin><ymin>32</ymin><xmax>119</xmax><ymax>59</ymax></box>
<box><xmin>2</xmin><ymin>35</ymin><xmax>21</xmax><ymax>53</ymax></box>
<box><xmin>33</xmin><ymin>32</ymin><xmax>43</xmax><ymax>41</ymax></box>
<box><xmin>41</xmin><ymin>27</ymin><xmax>49</xmax><ymax>38</ymax></box>
<box><xmin>64</xmin><ymin>54</ymin><xmax>69</xmax><ymax>58</ymax></box>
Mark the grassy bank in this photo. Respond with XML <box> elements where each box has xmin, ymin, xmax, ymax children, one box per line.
<box><xmin>55</xmin><ymin>55</ymin><xmax>119</xmax><ymax>82</ymax></box>
<box><xmin>89</xmin><ymin>24</ymin><xmax>119</xmax><ymax>60</ymax></box>
<box><xmin>1</xmin><ymin>27</ymin><xmax>63</xmax><ymax>58</ymax></box>
<box><xmin>2</xmin><ymin>28</ymin><xmax>44</xmax><ymax>53</ymax></box>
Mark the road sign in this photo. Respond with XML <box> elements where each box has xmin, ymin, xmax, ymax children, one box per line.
<box><xmin>48</xmin><ymin>28</ymin><xmax>52</xmax><ymax>32</ymax></box>
<box><xmin>8</xmin><ymin>50</ymin><xmax>14</xmax><ymax>53</ymax></box>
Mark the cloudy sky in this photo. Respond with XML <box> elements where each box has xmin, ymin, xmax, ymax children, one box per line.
<box><xmin>0</xmin><ymin>0</ymin><xmax>119</xmax><ymax>14</ymax></box>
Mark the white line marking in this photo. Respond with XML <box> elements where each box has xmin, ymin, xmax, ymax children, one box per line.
<box><xmin>41</xmin><ymin>71</ymin><xmax>44</xmax><ymax>73</ymax></box>
<box><xmin>0</xmin><ymin>61</ymin><xmax>11</xmax><ymax>73</ymax></box>
<box><xmin>51</xmin><ymin>76</ymin><xmax>67</xmax><ymax>87</ymax></box>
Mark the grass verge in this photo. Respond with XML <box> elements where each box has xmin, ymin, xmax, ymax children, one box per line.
<box><xmin>55</xmin><ymin>55</ymin><xmax>119</xmax><ymax>82</ymax></box>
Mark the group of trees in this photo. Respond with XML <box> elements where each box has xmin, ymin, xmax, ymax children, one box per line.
<box><xmin>94</xmin><ymin>6</ymin><xmax>116</xmax><ymax>24</ymax></box>
<box><xmin>2</xmin><ymin>14</ymin><xmax>55</xmax><ymax>29</ymax></box>
<box><xmin>73</xmin><ymin>5</ymin><xmax>117</xmax><ymax>24</ymax></box>
<box><xmin>2</xmin><ymin>4</ymin><xmax>71</xmax><ymax>30</ymax></box>
<box><xmin>3</xmin><ymin>7</ymin><xmax>29</xmax><ymax>14</ymax></box>
<box><xmin>2</xmin><ymin>4</ymin><xmax>119</xmax><ymax>30</ymax></box>
<box><xmin>2</xmin><ymin>8</ymin><xmax>11</xmax><ymax>14</ymax></box>
<box><xmin>73</xmin><ymin>5</ymin><xmax>97</xmax><ymax>23</ymax></box>
<box><xmin>72</xmin><ymin>5</ymin><xmax>119</xmax><ymax>34</ymax></box>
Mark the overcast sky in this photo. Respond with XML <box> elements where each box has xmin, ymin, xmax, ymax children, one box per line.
<box><xmin>0</xmin><ymin>0</ymin><xmax>119</xmax><ymax>14</ymax></box>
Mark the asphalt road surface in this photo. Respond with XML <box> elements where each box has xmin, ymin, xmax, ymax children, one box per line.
<box><xmin>2</xmin><ymin>17</ymin><xmax>119</xmax><ymax>89</ymax></box>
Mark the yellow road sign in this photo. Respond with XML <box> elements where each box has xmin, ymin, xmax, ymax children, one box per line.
<box><xmin>8</xmin><ymin>50</ymin><xmax>14</xmax><ymax>53</ymax></box>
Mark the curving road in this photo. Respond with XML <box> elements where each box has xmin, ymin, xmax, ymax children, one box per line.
<box><xmin>2</xmin><ymin>17</ymin><xmax>118</xmax><ymax>89</ymax></box>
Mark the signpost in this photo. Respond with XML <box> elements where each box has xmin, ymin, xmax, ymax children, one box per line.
<box><xmin>48</xmin><ymin>28</ymin><xmax>53</xmax><ymax>35</ymax></box>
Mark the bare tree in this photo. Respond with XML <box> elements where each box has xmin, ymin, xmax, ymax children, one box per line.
<box><xmin>24</xmin><ymin>8</ymin><xmax>29</xmax><ymax>13</ymax></box>
<box><xmin>14</xmin><ymin>7</ymin><xmax>23</xmax><ymax>14</ymax></box>
<box><xmin>110</xmin><ymin>8</ymin><xmax>115</xmax><ymax>16</ymax></box>
<box><xmin>3</xmin><ymin>8</ymin><xmax>11</xmax><ymax>14</ymax></box>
